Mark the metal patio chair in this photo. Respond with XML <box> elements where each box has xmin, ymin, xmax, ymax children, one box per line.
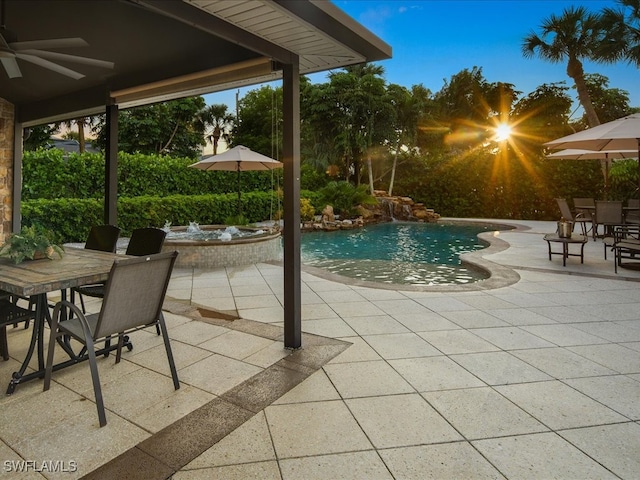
<box><xmin>75</xmin><ymin>227</ymin><xmax>167</xmax><ymax>307</ymax></box>
<box><xmin>0</xmin><ymin>293</ymin><xmax>36</xmax><ymax>361</ymax></box>
<box><xmin>594</xmin><ymin>200</ymin><xmax>624</xmax><ymax>240</ymax></box>
<box><xmin>611</xmin><ymin>225</ymin><xmax>640</xmax><ymax>273</ymax></box>
<box><xmin>625</xmin><ymin>199</ymin><xmax>640</xmax><ymax>225</ymax></box>
<box><xmin>84</xmin><ymin>224</ymin><xmax>121</xmax><ymax>253</ymax></box>
<box><xmin>573</xmin><ymin>197</ymin><xmax>594</xmax><ymax>235</ymax></box>
<box><xmin>44</xmin><ymin>251</ymin><xmax>180</xmax><ymax>427</ymax></box>
<box><xmin>555</xmin><ymin>198</ymin><xmax>591</xmax><ymax>237</ymax></box>
<box><xmin>72</xmin><ymin>225</ymin><xmax>121</xmax><ymax>312</ymax></box>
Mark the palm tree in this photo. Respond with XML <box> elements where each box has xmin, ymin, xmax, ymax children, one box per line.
<box><xmin>59</xmin><ymin>117</ymin><xmax>93</xmax><ymax>152</ymax></box>
<box><xmin>597</xmin><ymin>0</ymin><xmax>640</xmax><ymax>68</ymax></box>
<box><xmin>522</xmin><ymin>6</ymin><xmax>605</xmax><ymax>127</ymax></box>
<box><xmin>328</xmin><ymin>63</ymin><xmax>389</xmax><ymax>188</ymax></box>
<box><xmin>198</xmin><ymin>104</ymin><xmax>233</xmax><ymax>155</ymax></box>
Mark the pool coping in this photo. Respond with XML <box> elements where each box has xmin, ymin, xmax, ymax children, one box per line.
<box><xmin>286</xmin><ymin>218</ymin><xmax>525</xmax><ymax>293</ymax></box>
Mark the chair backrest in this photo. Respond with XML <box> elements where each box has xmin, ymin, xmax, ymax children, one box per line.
<box><xmin>93</xmin><ymin>251</ymin><xmax>178</xmax><ymax>339</ymax></box>
<box><xmin>573</xmin><ymin>198</ymin><xmax>595</xmax><ymax>208</ymax></box>
<box><xmin>85</xmin><ymin>225</ymin><xmax>121</xmax><ymax>253</ymax></box>
<box><xmin>125</xmin><ymin>228</ymin><xmax>167</xmax><ymax>256</ymax></box>
<box><xmin>595</xmin><ymin>200</ymin><xmax>623</xmax><ymax>225</ymax></box>
<box><xmin>626</xmin><ymin>199</ymin><xmax>640</xmax><ymax>224</ymax></box>
<box><xmin>555</xmin><ymin>198</ymin><xmax>573</xmax><ymax>221</ymax></box>
<box><xmin>573</xmin><ymin>198</ymin><xmax>594</xmax><ymax>220</ymax></box>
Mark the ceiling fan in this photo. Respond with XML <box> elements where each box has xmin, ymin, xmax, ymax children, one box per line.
<box><xmin>0</xmin><ymin>0</ymin><xmax>114</xmax><ymax>80</ymax></box>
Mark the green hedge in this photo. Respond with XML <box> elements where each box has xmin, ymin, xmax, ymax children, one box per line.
<box><xmin>22</xmin><ymin>149</ymin><xmax>283</xmax><ymax>200</ymax></box>
<box><xmin>391</xmin><ymin>151</ymin><xmax>607</xmax><ymax>220</ymax></box>
<box><xmin>22</xmin><ymin>148</ymin><xmax>617</xmax><ymax>233</ymax></box>
<box><xmin>22</xmin><ymin>192</ymin><xmax>284</xmax><ymax>243</ymax></box>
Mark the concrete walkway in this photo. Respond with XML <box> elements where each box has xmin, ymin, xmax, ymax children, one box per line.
<box><xmin>2</xmin><ymin>219</ymin><xmax>640</xmax><ymax>479</ymax></box>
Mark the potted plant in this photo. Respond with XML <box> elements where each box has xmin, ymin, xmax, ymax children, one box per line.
<box><xmin>0</xmin><ymin>225</ymin><xmax>64</xmax><ymax>264</ymax></box>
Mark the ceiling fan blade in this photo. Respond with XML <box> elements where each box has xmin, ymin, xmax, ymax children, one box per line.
<box><xmin>10</xmin><ymin>37</ymin><xmax>88</xmax><ymax>51</ymax></box>
<box><xmin>0</xmin><ymin>32</ymin><xmax>11</xmax><ymax>50</ymax></box>
<box><xmin>16</xmin><ymin>53</ymin><xmax>84</xmax><ymax>79</ymax></box>
<box><xmin>19</xmin><ymin>49</ymin><xmax>114</xmax><ymax>69</ymax></box>
<box><xmin>0</xmin><ymin>56</ymin><xmax>21</xmax><ymax>78</ymax></box>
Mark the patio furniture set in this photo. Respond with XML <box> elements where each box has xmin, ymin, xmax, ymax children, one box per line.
<box><xmin>0</xmin><ymin>225</ymin><xmax>179</xmax><ymax>427</ymax></box>
<box><xmin>546</xmin><ymin>198</ymin><xmax>640</xmax><ymax>270</ymax></box>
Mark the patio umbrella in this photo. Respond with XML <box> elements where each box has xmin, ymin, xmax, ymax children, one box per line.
<box><xmin>189</xmin><ymin>145</ymin><xmax>282</xmax><ymax>216</ymax></box>
<box><xmin>544</xmin><ymin>113</ymin><xmax>640</xmax><ymax>194</ymax></box>
<box><xmin>546</xmin><ymin>148</ymin><xmax>638</xmax><ymax>199</ymax></box>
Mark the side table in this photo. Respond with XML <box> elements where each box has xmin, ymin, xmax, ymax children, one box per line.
<box><xmin>543</xmin><ymin>233</ymin><xmax>588</xmax><ymax>266</ymax></box>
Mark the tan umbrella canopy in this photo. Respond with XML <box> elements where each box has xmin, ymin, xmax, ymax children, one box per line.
<box><xmin>545</xmin><ymin>114</ymin><xmax>640</xmax><ymax>193</ymax></box>
<box><xmin>189</xmin><ymin>145</ymin><xmax>283</xmax><ymax>216</ymax></box>
<box><xmin>546</xmin><ymin>148</ymin><xmax>638</xmax><ymax>199</ymax></box>
<box><xmin>546</xmin><ymin>149</ymin><xmax>638</xmax><ymax>161</ymax></box>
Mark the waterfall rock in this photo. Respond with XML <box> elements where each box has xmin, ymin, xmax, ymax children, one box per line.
<box><xmin>302</xmin><ymin>194</ymin><xmax>439</xmax><ymax>232</ymax></box>
<box><xmin>370</xmin><ymin>193</ymin><xmax>440</xmax><ymax>222</ymax></box>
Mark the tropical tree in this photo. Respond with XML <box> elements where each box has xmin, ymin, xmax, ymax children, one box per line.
<box><xmin>430</xmin><ymin>67</ymin><xmax>518</xmax><ymax>152</ymax></box>
<box><xmin>597</xmin><ymin>0</ymin><xmax>640</xmax><ymax>68</ymax></box>
<box><xmin>93</xmin><ymin>97</ymin><xmax>207</xmax><ymax>158</ymax></box>
<box><xmin>59</xmin><ymin>117</ymin><xmax>94</xmax><ymax>153</ymax></box>
<box><xmin>511</xmin><ymin>82</ymin><xmax>574</xmax><ymax>148</ymax></box>
<box><xmin>327</xmin><ymin>63</ymin><xmax>391</xmax><ymax>189</ymax></box>
<box><xmin>431</xmin><ymin>67</ymin><xmax>492</xmax><ymax>146</ymax></box>
<box><xmin>522</xmin><ymin>6</ymin><xmax>605</xmax><ymax>127</ymax></box>
<box><xmin>300</xmin><ymin>76</ymin><xmax>341</xmax><ymax>174</ymax></box>
<box><xmin>386</xmin><ymin>83</ymin><xmax>431</xmax><ymax>195</ymax></box>
<box><xmin>579</xmin><ymin>73</ymin><xmax>632</xmax><ymax>126</ymax></box>
<box><xmin>232</xmin><ymin>85</ymin><xmax>282</xmax><ymax>158</ymax></box>
<box><xmin>197</xmin><ymin>104</ymin><xmax>233</xmax><ymax>155</ymax></box>
<box><xmin>23</xmin><ymin>124</ymin><xmax>57</xmax><ymax>151</ymax></box>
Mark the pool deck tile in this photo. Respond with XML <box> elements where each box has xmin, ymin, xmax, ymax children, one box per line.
<box><xmin>3</xmin><ymin>219</ymin><xmax>640</xmax><ymax>479</ymax></box>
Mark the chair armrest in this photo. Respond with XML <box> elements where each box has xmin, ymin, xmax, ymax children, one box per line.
<box><xmin>613</xmin><ymin>225</ymin><xmax>640</xmax><ymax>242</ymax></box>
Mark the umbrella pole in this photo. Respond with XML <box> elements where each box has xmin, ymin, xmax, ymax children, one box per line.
<box><xmin>604</xmin><ymin>154</ymin><xmax>609</xmax><ymax>201</ymax></box>
<box><xmin>237</xmin><ymin>165</ymin><xmax>242</xmax><ymax>217</ymax></box>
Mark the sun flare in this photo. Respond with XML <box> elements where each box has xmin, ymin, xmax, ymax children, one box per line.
<box><xmin>494</xmin><ymin>123</ymin><xmax>512</xmax><ymax>142</ymax></box>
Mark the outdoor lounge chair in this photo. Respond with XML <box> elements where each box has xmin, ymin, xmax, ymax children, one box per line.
<box><xmin>611</xmin><ymin>225</ymin><xmax>640</xmax><ymax>273</ymax></box>
<box><xmin>555</xmin><ymin>198</ymin><xmax>591</xmax><ymax>237</ymax></box>
<box><xmin>44</xmin><ymin>251</ymin><xmax>180</xmax><ymax>427</ymax></box>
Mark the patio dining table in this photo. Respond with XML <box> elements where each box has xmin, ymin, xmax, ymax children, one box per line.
<box><xmin>0</xmin><ymin>247</ymin><xmax>127</xmax><ymax>394</ymax></box>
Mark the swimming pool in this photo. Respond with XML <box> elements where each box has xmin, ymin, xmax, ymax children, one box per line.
<box><xmin>301</xmin><ymin>221</ymin><xmax>504</xmax><ymax>286</ymax></box>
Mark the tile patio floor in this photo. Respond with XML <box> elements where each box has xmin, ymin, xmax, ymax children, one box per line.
<box><xmin>1</xmin><ymin>219</ymin><xmax>640</xmax><ymax>479</ymax></box>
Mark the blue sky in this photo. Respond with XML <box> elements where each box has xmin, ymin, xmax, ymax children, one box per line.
<box><xmin>205</xmin><ymin>0</ymin><xmax>638</xmax><ymax>120</ymax></box>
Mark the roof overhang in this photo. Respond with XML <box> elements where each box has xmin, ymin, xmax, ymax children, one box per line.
<box><xmin>0</xmin><ymin>0</ymin><xmax>391</xmax><ymax>127</ymax></box>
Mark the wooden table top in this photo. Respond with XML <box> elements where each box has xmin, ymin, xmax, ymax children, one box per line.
<box><xmin>0</xmin><ymin>247</ymin><xmax>122</xmax><ymax>296</ymax></box>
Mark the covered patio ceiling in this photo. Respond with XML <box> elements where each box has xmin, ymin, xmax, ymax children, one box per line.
<box><xmin>1</xmin><ymin>0</ymin><xmax>391</xmax><ymax>126</ymax></box>
<box><xmin>1</xmin><ymin>0</ymin><xmax>391</xmax><ymax>350</ymax></box>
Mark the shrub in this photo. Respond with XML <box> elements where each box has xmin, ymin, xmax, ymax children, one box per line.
<box><xmin>317</xmin><ymin>181</ymin><xmax>376</xmax><ymax>218</ymax></box>
<box><xmin>22</xmin><ymin>192</ymin><xmax>280</xmax><ymax>243</ymax></box>
<box><xmin>300</xmin><ymin>198</ymin><xmax>316</xmax><ymax>221</ymax></box>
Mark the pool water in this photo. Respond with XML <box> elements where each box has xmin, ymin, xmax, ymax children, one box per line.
<box><xmin>301</xmin><ymin>222</ymin><xmax>500</xmax><ymax>285</ymax></box>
